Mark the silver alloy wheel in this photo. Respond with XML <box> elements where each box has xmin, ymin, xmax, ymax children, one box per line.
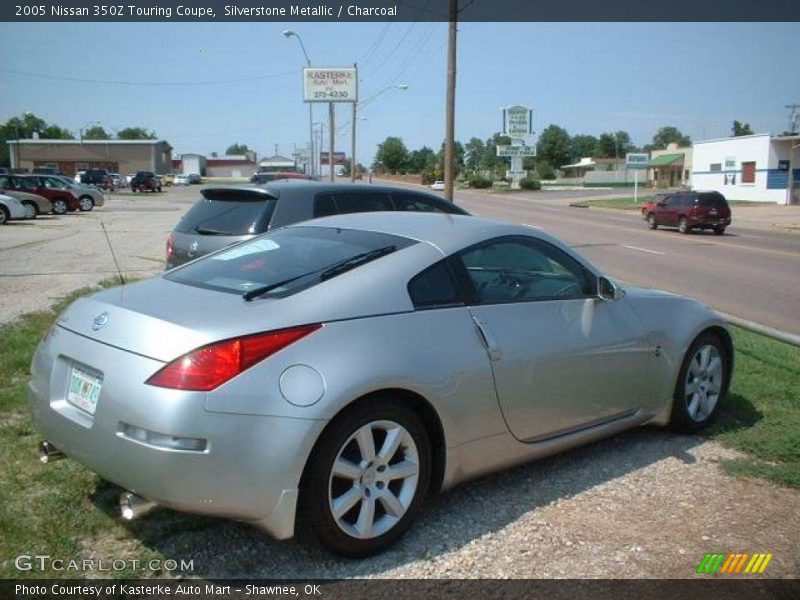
<box><xmin>685</xmin><ymin>344</ymin><xmax>723</xmax><ymax>422</ymax></box>
<box><xmin>328</xmin><ymin>419</ymin><xmax>420</xmax><ymax>540</ymax></box>
<box><xmin>79</xmin><ymin>196</ymin><xmax>94</xmax><ymax>211</ymax></box>
<box><xmin>23</xmin><ymin>202</ymin><xmax>36</xmax><ymax>219</ymax></box>
<box><xmin>648</xmin><ymin>213</ymin><xmax>656</xmax><ymax>228</ymax></box>
<box><xmin>53</xmin><ymin>199</ymin><xmax>67</xmax><ymax>215</ymax></box>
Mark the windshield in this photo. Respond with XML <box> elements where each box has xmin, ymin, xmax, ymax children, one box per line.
<box><xmin>165</xmin><ymin>226</ymin><xmax>416</xmax><ymax>297</ymax></box>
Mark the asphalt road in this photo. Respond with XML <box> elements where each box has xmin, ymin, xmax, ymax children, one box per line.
<box><xmin>447</xmin><ymin>187</ymin><xmax>800</xmax><ymax>337</ymax></box>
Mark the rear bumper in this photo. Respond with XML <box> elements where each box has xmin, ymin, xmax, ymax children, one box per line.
<box><xmin>28</xmin><ymin>327</ymin><xmax>325</xmax><ymax>539</ymax></box>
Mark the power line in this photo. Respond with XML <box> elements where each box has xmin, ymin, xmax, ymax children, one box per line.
<box><xmin>0</xmin><ymin>67</ymin><xmax>295</xmax><ymax>87</ymax></box>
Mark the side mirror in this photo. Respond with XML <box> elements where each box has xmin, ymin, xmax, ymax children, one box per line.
<box><xmin>598</xmin><ymin>276</ymin><xmax>624</xmax><ymax>301</ymax></box>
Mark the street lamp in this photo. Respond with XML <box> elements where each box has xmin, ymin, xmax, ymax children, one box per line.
<box><xmin>351</xmin><ymin>84</ymin><xmax>408</xmax><ymax>182</ymax></box>
<box><xmin>283</xmin><ymin>30</ymin><xmax>315</xmax><ymax>177</ymax></box>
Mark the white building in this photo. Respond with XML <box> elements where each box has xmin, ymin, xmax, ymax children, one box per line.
<box><xmin>692</xmin><ymin>133</ymin><xmax>799</xmax><ymax>204</ymax></box>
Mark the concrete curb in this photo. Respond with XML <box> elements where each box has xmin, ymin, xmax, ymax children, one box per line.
<box><xmin>719</xmin><ymin>312</ymin><xmax>800</xmax><ymax>347</ymax></box>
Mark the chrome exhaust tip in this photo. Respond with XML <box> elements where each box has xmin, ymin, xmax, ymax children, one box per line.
<box><xmin>120</xmin><ymin>491</ymin><xmax>157</xmax><ymax>521</ymax></box>
<box><xmin>39</xmin><ymin>441</ymin><xmax>65</xmax><ymax>464</ymax></box>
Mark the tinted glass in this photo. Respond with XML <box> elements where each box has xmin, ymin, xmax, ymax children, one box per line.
<box><xmin>334</xmin><ymin>191</ymin><xmax>393</xmax><ymax>214</ymax></box>
<box><xmin>393</xmin><ymin>192</ymin><xmax>468</xmax><ymax>215</ymax></box>
<box><xmin>313</xmin><ymin>193</ymin><xmax>338</xmax><ymax>218</ymax></box>
<box><xmin>167</xmin><ymin>226</ymin><xmax>415</xmax><ymax>297</ymax></box>
<box><xmin>13</xmin><ymin>177</ymin><xmax>38</xmax><ymax>190</ymax></box>
<box><xmin>697</xmin><ymin>193</ymin><xmax>727</xmax><ymax>209</ymax></box>
<box><xmin>458</xmin><ymin>237</ymin><xmax>591</xmax><ymax>304</ymax></box>
<box><xmin>175</xmin><ymin>197</ymin><xmax>277</xmax><ymax>235</ymax></box>
<box><xmin>44</xmin><ymin>177</ymin><xmax>69</xmax><ymax>189</ymax></box>
<box><xmin>408</xmin><ymin>260</ymin><xmax>462</xmax><ymax>308</ymax></box>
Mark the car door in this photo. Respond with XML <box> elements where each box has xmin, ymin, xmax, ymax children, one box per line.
<box><xmin>453</xmin><ymin>235</ymin><xmax>652</xmax><ymax>442</ymax></box>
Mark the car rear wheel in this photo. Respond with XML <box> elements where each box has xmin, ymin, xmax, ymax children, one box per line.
<box><xmin>678</xmin><ymin>217</ymin><xmax>690</xmax><ymax>234</ymax></box>
<box><xmin>51</xmin><ymin>198</ymin><xmax>68</xmax><ymax>215</ymax></box>
<box><xmin>22</xmin><ymin>201</ymin><xmax>37</xmax><ymax>219</ymax></box>
<box><xmin>301</xmin><ymin>398</ymin><xmax>431</xmax><ymax>557</ymax></box>
<box><xmin>670</xmin><ymin>332</ymin><xmax>730</xmax><ymax>432</ymax></box>
<box><xmin>0</xmin><ymin>206</ymin><xmax>8</xmax><ymax>225</ymax></box>
<box><xmin>78</xmin><ymin>196</ymin><xmax>94</xmax><ymax>211</ymax></box>
<box><xmin>713</xmin><ymin>225</ymin><xmax>726</xmax><ymax>235</ymax></box>
<box><xmin>647</xmin><ymin>213</ymin><xmax>657</xmax><ymax>229</ymax></box>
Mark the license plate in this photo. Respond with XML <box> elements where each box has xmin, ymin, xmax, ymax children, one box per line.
<box><xmin>67</xmin><ymin>366</ymin><xmax>103</xmax><ymax>415</ymax></box>
<box><xmin>709</xmin><ymin>209</ymin><xmax>718</xmax><ymax>215</ymax></box>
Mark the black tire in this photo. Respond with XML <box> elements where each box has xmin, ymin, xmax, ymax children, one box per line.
<box><xmin>713</xmin><ymin>226</ymin><xmax>726</xmax><ymax>235</ymax></box>
<box><xmin>678</xmin><ymin>216</ymin><xmax>690</xmax><ymax>234</ymax></box>
<box><xmin>78</xmin><ymin>196</ymin><xmax>94</xmax><ymax>212</ymax></box>
<box><xmin>670</xmin><ymin>332</ymin><xmax>731</xmax><ymax>433</ymax></box>
<box><xmin>300</xmin><ymin>397</ymin><xmax>432</xmax><ymax>557</ymax></box>
<box><xmin>0</xmin><ymin>206</ymin><xmax>8</xmax><ymax>225</ymax></box>
<box><xmin>22</xmin><ymin>201</ymin><xmax>38</xmax><ymax>219</ymax></box>
<box><xmin>647</xmin><ymin>213</ymin><xmax>657</xmax><ymax>230</ymax></box>
<box><xmin>51</xmin><ymin>198</ymin><xmax>68</xmax><ymax>215</ymax></box>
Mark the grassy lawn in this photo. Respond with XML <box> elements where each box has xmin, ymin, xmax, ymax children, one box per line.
<box><xmin>0</xmin><ymin>282</ymin><xmax>797</xmax><ymax>576</ymax></box>
<box><xmin>580</xmin><ymin>196</ymin><xmax>770</xmax><ymax>211</ymax></box>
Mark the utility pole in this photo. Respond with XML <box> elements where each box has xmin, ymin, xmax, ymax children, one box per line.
<box><xmin>444</xmin><ymin>0</ymin><xmax>458</xmax><ymax>201</ymax></box>
<box><xmin>351</xmin><ymin>62</ymin><xmax>357</xmax><ymax>183</ymax></box>
<box><xmin>786</xmin><ymin>103</ymin><xmax>800</xmax><ymax>134</ymax></box>
<box><xmin>329</xmin><ymin>102</ymin><xmax>335</xmax><ymax>181</ymax></box>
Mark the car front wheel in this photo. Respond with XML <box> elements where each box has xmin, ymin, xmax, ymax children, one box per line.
<box><xmin>647</xmin><ymin>213</ymin><xmax>657</xmax><ymax>229</ymax></box>
<box><xmin>22</xmin><ymin>201</ymin><xmax>37</xmax><ymax>219</ymax></box>
<box><xmin>678</xmin><ymin>216</ymin><xmax>690</xmax><ymax>234</ymax></box>
<box><xmin>52</xmin><ymin>198</ymin><xmax>68</xmax><ymax>215</ymax></box>
<box><xmin>670</xmin><ymin>332</ymin><xmax>730</xmax><ymax>432</ymax></box>
<box><xmin>79</xmin><ymin>196</ymin><xmax>94</xmax><ymax>211</ymax></box>
<box><xmin>301</xmin><ymin>398</ymin><xmax>432</xmax><ymax>557</ymax></box>
<box><xmin>713</xmin><ymin>225</ymin><xmax>726</xmax><ymax>235</ymax></box>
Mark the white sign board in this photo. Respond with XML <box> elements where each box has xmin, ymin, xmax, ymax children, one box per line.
<box><xmin>625</xmin><ymin>153</ymin><xmax>649</xmax><ymax>169</ymax></box>
<box><xmin>497</xmin><ymin>145</ymin><xmax>536</xmax><ymax>158</ymax></box>
<box><xmin>503</xmin><ymin>106</ymin><xmax>532</xmax><ymax>138</ymax></box>
<box><xmin>303</xmin><ymin>68</ymin><xmax>358</xmax><ymax>103</ymax></box>
<box><xmin>506</xmin><ymin>170</ymin><xmax>528</xmax><ymax>178</ymax></box>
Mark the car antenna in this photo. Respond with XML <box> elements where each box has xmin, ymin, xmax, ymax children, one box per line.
<box><xmin>100</xmin><ymin>221</ymin><xmax>126</xmax><ymax>286</ymax></box>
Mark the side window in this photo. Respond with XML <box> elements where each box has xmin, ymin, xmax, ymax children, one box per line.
<box><xmin>313</xmin><ymin>193</ymin><xmax>338</xmax><ymax>218</ymax></box>
<box><xmin>408</xmin><ymin>260</ymin><xmax>462</xmax><ymax>309</ymax></box>
<box><xmin>457</xmin><ymin>237</ymin><xmax>592</xmax><ymax>305</ymax></box>
<box><xmin>0</xmin><ymin>176</ymin><xmax>8</xmax><ymax>190</ymax></box>
<box><xmin>334</xmin><ymin>192</ymin><xmax>393</xmax><ymax>214</ymax></box>
<box><xmin>393</xmin><ymin>192</ymin><xmax>463</xmax><ymax>214</ymax></box>
<box><xmin>45</xmin><ymin>177</ymin><xmax>66</xmax><ymax>189</ymax></box>
<box><xmin>664</xmin><ymin>195</ymin><xmax>679</xmax><ymax>207</ymax></box>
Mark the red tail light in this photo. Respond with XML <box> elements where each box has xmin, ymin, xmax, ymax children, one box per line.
<box><xmin>146</xmin><ymin>324</ymin><xmax>322</xmax><ymax>391</ymax></box>
<box><xmin>166</xmin><ymin>233</ymin><xmax>175</xmax><ymax>263</ymax></box>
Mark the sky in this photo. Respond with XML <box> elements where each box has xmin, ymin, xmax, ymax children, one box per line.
<box><xmin>1</xmin><ymin>21</ymin><xmax>798</xmax><ymax>165</ymax></box>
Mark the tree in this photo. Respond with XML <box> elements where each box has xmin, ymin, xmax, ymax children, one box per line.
<box><xmin>595</xmin><ymin>131</ymin><xmax>635</xmax><ymax>159</ymax></box>
<box><xmin>226</xmin><ymin>143</ymin><xmax>251</xmax><ymax>155</ymax></box>
<box><xmin>570</xmin><ymin>134</ymin><xmax>598</xmax><ymax>160</ymax></box>
<box><xmin>536</xmin><ymin>125</ymin><xmax>572</xmax><ymax>168</ymax></box>
<box><xmin>438</xmin><ymin>141</ymin><xmax>464</xmax><ymax>177</ymax></box>
<box><xmin>649</xmin><ymin>126</ymin><xmax>691</xmax><ymax>150</ymax></box>
<box><xmin>117</xmin><ymin>127</ymin><xmax>157</xmax><ymax>140</ymax></box>
<box><xmin>0</xmin><ymin>113</ymin><xmax>72</xmax><ymax>166</ymax></box>
<box><xmin>732</xmin><ymin>120</ymin><xmax>753</xmax><ymax>137</ymax></box>
<box><xmin>83</xmin><ymin>125</ymin><xmax>110</xmax><ymax>140</ymax></box>
<box><xmin>464</xmin><ymin>137</ymin><xmax>486</xmax><ymax>173</ymax></box>
<box><xmin>483</xmin><ymin>132</ymin><xmax>512</xmax><ymax>176</ymax></box>
<box><xmin>373</xmin><ymin>136</ymin><xmax>409</xmax><ymax>173</ymax></box>
<box><xmin>408</xmin><ymin>146</ymin><xmax>437</xmax><ymax>174</ymax></box>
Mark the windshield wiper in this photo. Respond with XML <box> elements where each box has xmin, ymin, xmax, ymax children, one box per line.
<box><xmin>242</xmin><ymin>245</ymin><xmax>396</xmax><ymax>301</ymax></box>
<box><xmin>194</xmin><ymin>226</ymin><xmax>236</xmax><ymax>235</ymax></box>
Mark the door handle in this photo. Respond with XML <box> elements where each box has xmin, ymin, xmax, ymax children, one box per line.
<box><xmin>471</xmin><ymin>315</ymin><xmax>502</xmax><ymax>361</ymax></box>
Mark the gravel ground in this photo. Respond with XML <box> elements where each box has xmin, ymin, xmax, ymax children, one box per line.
<box><xmin>138</xmin><ymin>429</ymin><xmax>798</xmax><ymax>579</ymax></box>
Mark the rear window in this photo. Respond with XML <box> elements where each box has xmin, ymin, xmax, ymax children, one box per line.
<box><xmin>175</xmin><ymin>194</ymin><xmax>277</xmax><ymax>235</ymax></box>
<box><xmin>392</xmin><ymin>192</ymin><xmax>469</xmax><ymax>215</ymax></box>
<box><xmin>166</xmin><ymin>226</ymin><xmax>416</xmax><ymax>297</ymax></box>
<box><xmin>696</xmin><ymin>193</ymin><xmax>728</xmax><ymax>208</ymax></box>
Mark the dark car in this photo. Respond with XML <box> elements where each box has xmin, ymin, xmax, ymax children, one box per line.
<box><xmin>80</xmin><ymin>169</ymin><xmax>113</xmax><ymax>190</ymax></box>
<box><xmin>131</xmin><ymin>171</ymin><xmax>163</xmax><ymax>193</ymax></box>
<box><xmin>642</xmin><ymin>191</ymin><xmax>731</xmax><ymax>235</ymax></box>
<box><xmin>249</xmin><ymin>171</ymin><xmax>313</xmax><ymax>184</ymax></box>
<box><xmin>166</xmin><ymin>181</ymin><xmax>470</xmax><ymax>268</ymax></box>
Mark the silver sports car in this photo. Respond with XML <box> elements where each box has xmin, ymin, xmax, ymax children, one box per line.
<box><xmin>29</xmin><ymin>213</ymin><xmax>733</xmax><ymax>556</ymax></box>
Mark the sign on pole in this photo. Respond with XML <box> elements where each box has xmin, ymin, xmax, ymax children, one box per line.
<box><xmin>502</xmin><ymin>106</ymin><xmax>533</xmax><ymax>138</ymax></box>
<box><xmin>497</xmin><ymin>145</ymin><xmax>536</xmax><ymax>158</ymax></box>
<box><xmin>303</xmin><ymin>68</ymin><xmax>358</xmax><ymax>103</ymax></box>
<box><xmin>625</xmin><ymin>153</ymin><xmax>649</xmax><ymax>169</ymax></box>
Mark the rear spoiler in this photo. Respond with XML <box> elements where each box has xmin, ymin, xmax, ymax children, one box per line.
<box><xmin>200</xmin><ymin>187</ymin><xmax>278</xmax><ymax>202</ymax></box>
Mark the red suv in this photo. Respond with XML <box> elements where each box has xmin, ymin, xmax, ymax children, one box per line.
<box><xmin>642</xmin><ymin>191</ymin><xmax>731</xmax><ymax>235</ymax></box>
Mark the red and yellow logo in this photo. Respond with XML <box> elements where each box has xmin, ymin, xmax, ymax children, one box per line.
<box><xmin>697</xmin><ymin>553</ymin><xmax>773</xmax><ymax>574</ymax></box>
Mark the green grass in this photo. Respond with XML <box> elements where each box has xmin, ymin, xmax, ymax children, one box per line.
<box><xmin>577</xmin><ymin>196</ymin><xmax>655</xmax><ymax>210</ymax></box>
<box><xmin>0</xmin><ymin>284</ymin><xmax>797</xmax><ymax>576</ymax></box>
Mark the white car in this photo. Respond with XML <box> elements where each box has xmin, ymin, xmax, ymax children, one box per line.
<box><xmin>174</xmin><ymin>174</ymin><xmax>189</xmax><ymax>186</ymax></box>
<box><xmin>74</xmin><ymin>171</ymin><xmax>86</xmax><ymax>184</ymax></box>
<box><xmin>0</xmin><ymin>193</ymin><xmax>27</xmax><ymax>224</ymax></box>
<box><xmin>430</xmin><ymin>181</ymin><xmax>445</xmax><ymax>191</ymax></box>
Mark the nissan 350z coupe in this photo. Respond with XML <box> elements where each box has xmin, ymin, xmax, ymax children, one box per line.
<box><xmin>29</xmin><ymin>213</ymin><xmax>733</xmax><ymax>556</ymax></box>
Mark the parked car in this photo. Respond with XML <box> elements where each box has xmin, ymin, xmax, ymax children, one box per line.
<box><xmin>430</xmin><ymin>180</ymin><xmax>445</xmax><ymax>191</ymax></box>
<box><xmin>173</xmin><ymin>174</ymin><xmax>189</xmax><ymax>186</ymax></box>
<box><xmin>0</xmin><ymin>174</ymin><xmax>82</xmax><ymax>215</ymax></box>
<box><xmin>48</xmin><ymin>176</ymin><xmax>106</xmax><ymax>211</ymax></box>
<box><xmin>642</xmin><ymin>191</ymin><xmax>732</xmax><ymax>235</ymax></box>
<box><xmin>166</xmin><ymin>182</ymin><xmax>470</xmax><ymax>268</ymax></box>
<box><xmin>161</xmin><ymin>174</ymin><xmax>175</xmax><ymax>187</ymax></box>
<box><xmin>80</xmin><ymin>169</ymin><xmax>113</xmax><ymax>190</ymax></box>
<box><xmin>74</xmin><ymin>171</ymin><xmax>86</xmax><ymax>184</ymax></box>
<box><xmin>30</xmin><ymin>212</ymin><xmax>733</xmax><ymax>556</ymax></box>
<box><xmin>131</xmin><ymin>171</ymin><xmax>162</xmax><ymax>193</ymax></box>
<box><xmin>32</xmin><ymin>166</ymin><xmax>61</xmax><ymax>175</ymax></box>
<box><xmin>0</xmin><ymin>186</ymin><xmax>52</xmax><ymax>219</ymax></box>
<box><xmin>109</xmin><ymin>173</ymin><xmax>126</xmax><ymax>188</ymax></box>
<box><xmin>250</xmin><ymin>171</ymin><xmax>313</xmax><ymax>184</ymax></box>
<box><xmin>186</xmin><ymin>173</ymin><xmax>202</xmax><ymax>184</ymax></box>
<box><xmin>0</xmin><ymin>193</ymin><xmax>27</xmax><ymax>224</ymax></box>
